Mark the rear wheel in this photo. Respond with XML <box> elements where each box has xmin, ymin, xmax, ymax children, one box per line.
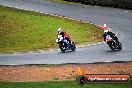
<box><xmin>71</xmin><ymin>42</ymin><xmax>76</xmax><ymax>51</ymax></box>
<box><xmin>117</xmin><ymin>42</ymin><xmax>122</xmax><ymax>50</ymax></box>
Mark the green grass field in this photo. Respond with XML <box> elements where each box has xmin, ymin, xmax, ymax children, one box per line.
<box><xmin>0</xmin><ymin>81</ymin><xmax>132</xmax><ymax>88</ymax></box>
<box><xmin>0</xmin><ymin>5</ymin><xmax>103</xmax><ymax>53</ymax></box>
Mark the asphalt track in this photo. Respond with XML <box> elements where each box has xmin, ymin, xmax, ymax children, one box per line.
<box><xmin>0</xmin><ymin>0</ymin><xmax>132</xmax><ymax>65</ymax></box>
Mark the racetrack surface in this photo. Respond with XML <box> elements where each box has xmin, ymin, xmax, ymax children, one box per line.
<box><xmin>0</xmin><ymin>0</ymin><xmax>132</xmax><ymax>65</ymax></box>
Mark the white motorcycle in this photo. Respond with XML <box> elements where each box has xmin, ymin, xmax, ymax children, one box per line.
<box><xmin>106</xmin><ymin>35</ymin><xmax>122</xmax><ymax>51</ymax></box>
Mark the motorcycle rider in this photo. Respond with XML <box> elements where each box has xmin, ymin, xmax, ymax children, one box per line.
<box><xmin>103</xmin><ymin>28</ymin><xmax>119</xmax><ymax>44</ymax></box>
<box><xmin>100</xmin><ymin>21</ymin><xmax>119</xmax><ymax>44</ymax></box>
<box><xmin>57</xmin><ymin>28</ymin><xmax>72</xmax><ymax>45</ymax></box>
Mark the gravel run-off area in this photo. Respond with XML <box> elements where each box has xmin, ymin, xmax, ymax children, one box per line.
<box><xmin>0</xmin><ymin>62</ymin><xmax>132</xmax><ymax>82</ymax></box>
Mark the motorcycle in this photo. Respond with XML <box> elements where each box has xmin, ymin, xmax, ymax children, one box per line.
<box><xmin>56</xmin><ymin>35</ymin><xmax>76</xmax><ymax>52</ymax></box>
<box><xmin>105</xmin><ymin>35</ymin><xmax>122</xmax><ymax>51</ymax></box>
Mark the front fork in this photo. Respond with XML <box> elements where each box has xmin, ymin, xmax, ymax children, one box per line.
<box><xmin>64</xmin><ymin>41</ymin><xmax>71</xmax><ymax>49</ymax></box>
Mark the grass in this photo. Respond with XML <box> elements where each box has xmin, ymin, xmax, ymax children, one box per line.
<box><xmin>0</xmin><ymin>5</ymin><xmax>103</xmax><ymax>53</ymax></box>
<box><xmin>0</xmin><ymin>81</ymin><xmax>132</xmax><ymax>88</ymax></box>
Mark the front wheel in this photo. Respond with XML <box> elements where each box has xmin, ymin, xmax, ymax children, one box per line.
<box><xmin>59</xmin><ymin>43</ymin><xmax>66</xmax><ymax>52</ymax></box>
<box><xmin>107</xmin><ymin>41</ymin><xmax>115</xmax><ymax>51</ymax></box>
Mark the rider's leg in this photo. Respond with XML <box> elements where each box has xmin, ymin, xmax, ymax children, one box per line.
<box><xmin>113</xmin><ymin>36</ymin><xmax>119</xmax><ymax>44</ymax></box>
<box><xmin>66</xmin><ymin>37</ymin><xmax>72</xmax><ymax>45</ymax></box>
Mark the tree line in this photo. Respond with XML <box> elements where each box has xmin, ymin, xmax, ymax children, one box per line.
<box><xmin>64</xmin><ymin>0</ymin><xmax>132</xmax><ymax>9</ymax></box>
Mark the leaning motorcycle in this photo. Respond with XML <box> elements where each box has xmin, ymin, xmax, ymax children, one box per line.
<box><xmin>105</xmin><ymin>35</ymin><xmax>122</xmax><ymax>51</ymax></box>
<box><xmin>56</xmin><ymin>35</ymin><xmax>76</xmax><ymax>52</ymax></box>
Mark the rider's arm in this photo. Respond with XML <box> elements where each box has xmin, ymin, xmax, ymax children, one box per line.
<box><xmin>108</xmin><ymin>32</ymin><xmax>115</xmax><ymax>38</ymax></box>
<box><xmin>60</xmin><ymin>32</ymin><xmax>65</xmax><ymax>37</ymax></box>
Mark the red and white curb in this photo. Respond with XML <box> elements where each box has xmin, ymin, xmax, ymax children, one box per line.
<box><xmin>0</xmin><ymin>4</ymin><xmax>103</xmax><ymax>27</ymax></box>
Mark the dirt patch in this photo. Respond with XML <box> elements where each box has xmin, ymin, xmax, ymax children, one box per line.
<box><xmin>0</xmin><ymin>62</ymin><xmax>132</xmax><ymax>82</ymax></box>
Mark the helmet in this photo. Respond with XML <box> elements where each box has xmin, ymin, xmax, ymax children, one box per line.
<box><xmin>104</xmin><ymin>29</ymin><xmax>109</xmax><ymax>33</ymax></box>
<box><xmin>104</xmin><ymin>28</ymin><xmax>111</xmax><ymax>33</ymax></box>
<box><xmin>58</xmin><ymin>28</ymin><xmax>62</xmax><ymax>34</ymax></box>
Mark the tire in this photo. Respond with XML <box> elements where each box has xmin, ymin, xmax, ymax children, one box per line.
<box><xmin>108</xmin><ymin>42</ymin><xmax>115</xmax><ymax>51</ymax></box>
<box><xmin>59</xmin><ymin>43</ymin><xmax>66</xmax><ymax>52</ymax></box>
<box><xmin>71</xmin><ymin>42</ymin><xmax>76</xmax><ymax>51</ymax></box>
<box><xmin>76</xmin><ymin>76</ymin><xmax>87</xmax><ymax>84</ymax></box>
<box><xmin>118</xmin><ymin>42</ymin><xmax>122</xmax><ymax>50</ymax></box>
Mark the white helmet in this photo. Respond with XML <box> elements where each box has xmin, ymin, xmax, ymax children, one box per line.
<box><xmin>104</xmin><ymin>28</ymin><xmax>111</xmax><ymax>33</ymax></box>
<box><xmin>104</xmin><ymin>29</ymin><xmax>109</xmax><ymax>33</ymax></box>
<box><xmin>58</xmin><ymin>28</ymin><xmax>62</xmax><ymax>34</ymax></box>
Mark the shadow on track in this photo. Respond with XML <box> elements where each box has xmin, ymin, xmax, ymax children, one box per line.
<box><xmin>58</xmin><ymin>50</ymin><xmax>76</xmax><ymax>54</ymax></box>
<box><xmin>102</xmin><ymin>49</ymin><xmax>123</xmax><ymax>57</ymax></box>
